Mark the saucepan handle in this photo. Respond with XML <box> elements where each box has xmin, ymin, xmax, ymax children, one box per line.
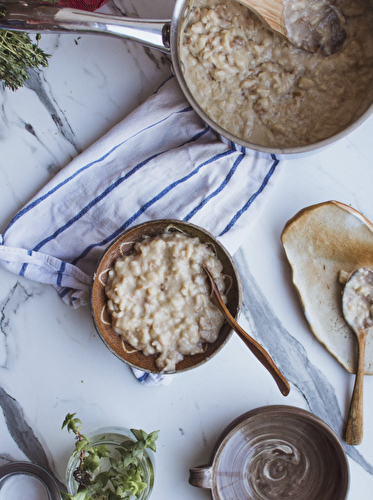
<box><xmin>0</xmin><ymin>0</ymin><xmax>171</xmax><ymax>53</ymax></box>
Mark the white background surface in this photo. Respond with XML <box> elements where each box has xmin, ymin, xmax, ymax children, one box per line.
<box><xmin>1</xmin><ymin>0</ymin><xmax>373</xmax><ymax>499</ymax></box>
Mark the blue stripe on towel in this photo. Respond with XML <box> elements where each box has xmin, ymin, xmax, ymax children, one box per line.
<box><xmin>219</xmin><ymin>155</ymin><xmax>280</xmax><ymax>236</ymax></box>
<box><xmin>32</xmin><ymin>153</ymin><xmax>163</xmax><ymax>252</ymax></box>
<box><xmin>59</xmin><ymin>287</ymin><xmax>70</xmax><ymax>299</ymax></box>
<box><xmin>30</xmin><ymin>128</ymin><xmax>211</xmax><ymax>254</ymax></box>
<box><xmin>70</xmin><ymin>148</ymin><xmax>237</xmax><ymax>266</ymax></box>
<box><xmin>0</xmin><ymin>76</ymin><xmax>283</xmax><ymax>319</ymax></box>
<box><xmin>57</xmin><ymin>261</ymin><xmax>66</xmax><ymax>286</ymax></box>
<box><xmin>182</xmin><ymin>125</ymin><xmax>210</xmax><ymax>145</ymax></box>
<box><xmin>3</xmin><ymin>105</ymin><xmax>195</xmax><ymax>237</ymax></box>
<box><xmin>137</xmin><ymin>373</ymin><xmax>149</xmax><ymax>383</ymax></box>
<box><xmin>184</xmin><ymin>151</ymin><xmax>245</xmax><ymax>221</ymax></box>
<box><xmin>19</xmin><ymin>250</ymin><xmax>32</xmax><ymax>277</ymax></box>
<box><xmin>17</xmin><ymin>127</ymin><xmax>213</xmax><ymax>279</ymax></box>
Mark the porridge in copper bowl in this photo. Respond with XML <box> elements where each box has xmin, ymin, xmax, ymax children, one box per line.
<box><xmin>105</xmin><ymin>232</ymin><xmax>226</xmax><ymax>372</ymax></box>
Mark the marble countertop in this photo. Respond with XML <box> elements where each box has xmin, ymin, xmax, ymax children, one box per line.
<box><xmin>1</xmin><ymin>0</ymin><xmax>373</xmax><ymax>498</ymax></box>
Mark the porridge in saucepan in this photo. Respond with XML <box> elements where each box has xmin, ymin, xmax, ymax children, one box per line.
<box><xmin>180</xmin><ymin>0</ymin><xmax>373</xmax><ymax>148</ymax></box>
<box><xmin>105</xmin><ymin>232</ymin><xmax>226</xmax><ymax>372</ymax></box>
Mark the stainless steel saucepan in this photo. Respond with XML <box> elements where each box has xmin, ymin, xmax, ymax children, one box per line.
<box><xmin>1</xmin><ymin>0</ymin><xmax>373</xmax><ymax>158</ymax></box>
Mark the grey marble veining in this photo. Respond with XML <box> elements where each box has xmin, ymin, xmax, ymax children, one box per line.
<box><xmin>1</xmin><ymin>1</ymin><xmax>373</xmax><ymax>498</ymax></box>
<box><xmin>0</xmin><ymin>386</ymin><xmax>65</xmax><ymax>490</ymax></box>
<box><xmin>235</xmin><ymin>248</ymin><xmax>373</xmax><ymax>475</ymax></box>
<box><xmin>0</xmin><ymin>282</ymin><xmax>64</xmax><ymax>489</ymax></box>
<box><xmin>24</xmin><ymin>68</ymin><xmax>80</xmax><ymax>155</ymax></box>
<box><xmin>1</xmin><ymin>283</ymin><xmax>34</xmax><ymax>378</ymax></box>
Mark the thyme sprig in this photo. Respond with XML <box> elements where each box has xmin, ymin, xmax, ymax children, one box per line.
<box><xmin>0</xmin><ymin>7</ymin><xmax>50</xmax><ymax>91</ymax></box>
<box><xmin>61</xmin><ymin>413</ymin><xmax>159</xmax><ymax>500</ymax></box>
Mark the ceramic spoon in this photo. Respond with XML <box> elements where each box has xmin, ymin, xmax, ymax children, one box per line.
<box><xmin>202</xmin><ymin>265</ymin><xmax>290</xmax><ymax>397</ymax></box>
<box><xmin>237</xmin><ymin>0</ymin><xmax>346</xmax><ymax>55</ymax></box>
<box><xmin>342</xmin><ymin>268</ymin><xmax>373</xmax><ymax>445</ymax></box>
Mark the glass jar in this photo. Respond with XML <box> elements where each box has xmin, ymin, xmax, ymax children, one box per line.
<box><xmin>65</xmin><ymin>426</ymin><xmax>155</xmax><ymax>499</ymax></box>
<box><xmin>0</xmin><ymin>462</ymin><xmax>61</xmax><ymax>500</ymax></box>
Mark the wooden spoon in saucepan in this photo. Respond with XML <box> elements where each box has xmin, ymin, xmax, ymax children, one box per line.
<box><xmin>202</xmin><ymin>265</ymin><xmax>290</xmax><ymax>397</ymax></box>
<box><xmin>236</xmin><ymin>0</ymin><xmax>346</xmax><ymax>55</ymax></box>
<box><xmin>342</xmin><ymin>268</ymin><xmax>373</xmax><ymax>445</ymax></box>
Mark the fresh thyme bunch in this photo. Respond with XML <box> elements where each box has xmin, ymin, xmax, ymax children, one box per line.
<box><xmin>0</xmin><ymin>7</ymin><xmax>50</xmax><ymax>91</ymax></box>
<box><xmin>61</xmin><ymin>413</ymin><xmax>159</xmax><ymax>500</ymax></box>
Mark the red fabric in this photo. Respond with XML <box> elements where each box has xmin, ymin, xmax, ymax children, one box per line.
<box><xmin>58</xmin><ymin>0</ymin><xmax>109</xmax><ymax>11</ymax></box>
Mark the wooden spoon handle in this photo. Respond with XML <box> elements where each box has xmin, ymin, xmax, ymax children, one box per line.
<box><xmin>345</xmin><ymin>331</ymin><xmax>367</xmax><ymax>445</ymax></box>
<box><xmin>203</xmin><ymin>266</ymin><xmax>290</xmax><ymax>396</ymax></box>
<box><xmin>224</xmin><ymin>306</ymin><xmax>290</xmax><ymax>396</ymax></box>
<box><xmin>236</xmin><ymin>0</ymin><xmax>286</xmax><ymax>37</ymax></box>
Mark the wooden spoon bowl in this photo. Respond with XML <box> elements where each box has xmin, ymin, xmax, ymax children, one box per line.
<box><xmin>237</xmin><ymin>0</ymin><xmax>346</xmax><ymax>55</ymax></box>
<box><xmin>342</xmin><ymin>267</ymin><xmax>373</xmax><ymax>445</ymax></box>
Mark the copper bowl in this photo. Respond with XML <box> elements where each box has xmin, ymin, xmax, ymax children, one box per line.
<box><xmin>90</xmin><ymin>219</ymin><xmax>242</xmax><ymax>374</ymax></box>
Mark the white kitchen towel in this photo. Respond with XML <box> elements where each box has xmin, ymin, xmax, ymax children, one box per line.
<box><xmin>0</xmin><ymin>76</ymin><xmax>283</xmax><ymax>384</ymax></box>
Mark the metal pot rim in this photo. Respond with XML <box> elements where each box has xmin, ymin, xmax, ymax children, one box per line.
<box><xmin>170</xmin><ymin>0</ymin><xmax>373</xmax><ymax>158</ymax></box>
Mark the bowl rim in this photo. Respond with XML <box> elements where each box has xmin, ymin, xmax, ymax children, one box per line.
<box><xmin>210</xmin><ymin>405</ymin><xmax>349</xmax><ymax>500</ymax></box>
<box><xmin>90</xmin><ymin>218</ymin><xmax>243</xmax><ymax>374</ymax></box>
<box><xmin>0</xmin><ymin>462</ymin><xmax>61</xmax><ymax>500</ymax></box>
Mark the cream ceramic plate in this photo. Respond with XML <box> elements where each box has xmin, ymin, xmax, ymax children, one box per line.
<box><xmin>281</xmin><ymin>200</ymin><xmax>373</xmax><ymax>374</ymax></box>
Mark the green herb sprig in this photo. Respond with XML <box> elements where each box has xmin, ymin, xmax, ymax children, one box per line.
<box><xmin>61</xmin><ymin>413</ymin><xmax>159</xmax><ymax>500</ymax></box>
<box><xmin>0</xmin><ymin>7</ymin><xmax>50</xmax><ymax>91</ymax></box>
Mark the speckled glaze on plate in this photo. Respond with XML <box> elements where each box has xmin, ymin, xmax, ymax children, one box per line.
<box><xmin>189</xmin><ymin>405</ymin><xmax>349</xmax><ymax>500</ymax></box>
<box><xmin>90</xmin><ymin>219</ymin><xmax>242</xmax><ymax>374</ymax></box>
<box><xmin>281</xmin><ymin>201</ymin><xmax>373</xmax><ymax>374</ymax></box>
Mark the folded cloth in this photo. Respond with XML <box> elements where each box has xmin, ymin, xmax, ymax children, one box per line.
<box><xmin>0</xmin><ymin>76</ymin><xmax>283</xmax><ymax>385</ymax></box>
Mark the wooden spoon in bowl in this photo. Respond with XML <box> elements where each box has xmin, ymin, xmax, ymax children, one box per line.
<box><xmin>342</xmin><ymin>268</ymin><xmax>373</xmax><ymax>445</ymax></box>
<box><xmin>237</xmin><ymin>0</ymin><xmax>346</xmax><ymax>55</ymax></box>
<box><xmin>237</xmin><ymin>0</ymin><xmax>285</xmax><ymax>37</ymax></box>
<box><xmin>202</xmin><ymin>265</ymin><xmax>290</xmax><ymax>397</ymax></box>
